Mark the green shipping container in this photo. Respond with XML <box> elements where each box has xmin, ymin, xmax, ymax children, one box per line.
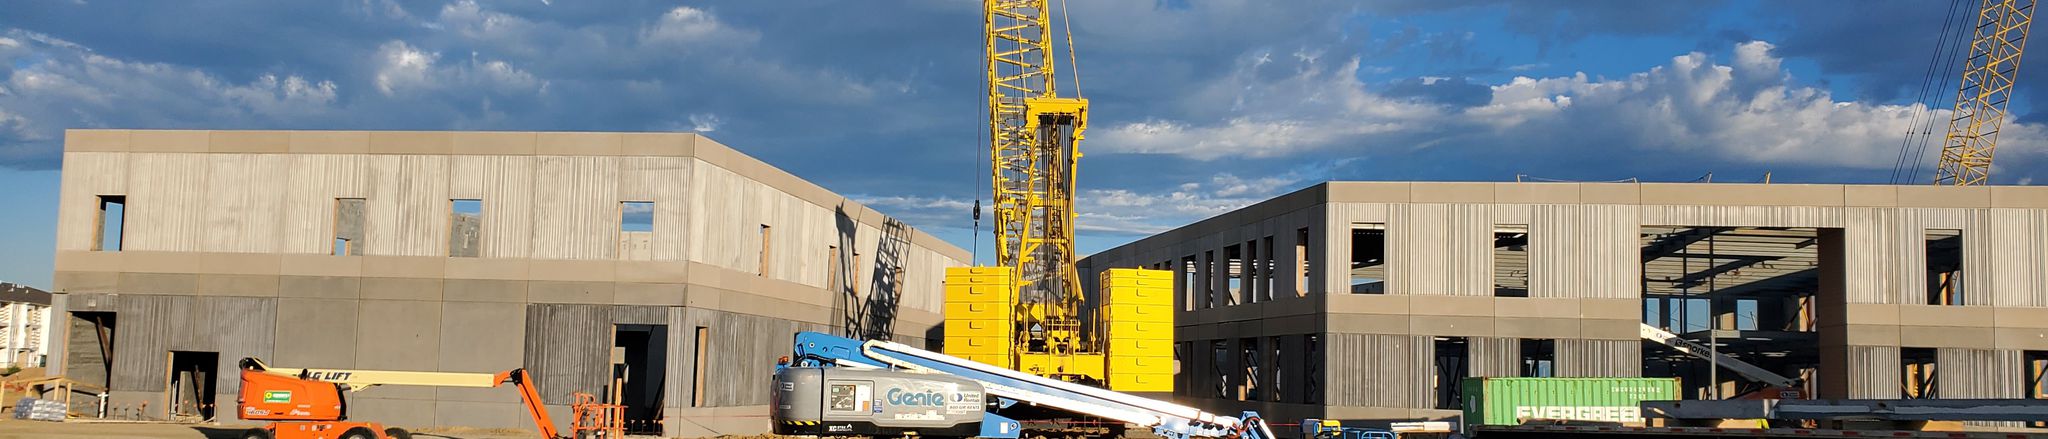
<box><xmin>1460</xmin><ymin>377</ymin><xmax>1679</xmax><ymax>427</ymax></box>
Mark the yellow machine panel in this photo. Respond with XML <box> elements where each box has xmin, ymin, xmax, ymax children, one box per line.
<box><xmin>1100</xmin><ymin>268</ymin><xmax>1174</xmax><ymax>392</ymax></box>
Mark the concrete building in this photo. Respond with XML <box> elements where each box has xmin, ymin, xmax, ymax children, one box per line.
<box><xmin>1078</xmin><ymin>181</ymin><xmax>2048</xmax><ymax>431</ymax></box>
<box><xmin>0</xmin><ymin>283</ymin><xmax>53</xmax><ymax>368</ymax></box>
<box><xmin>45</xmin><ymin>129</ymin><xmax>967</xmax><ymax>434</ymax></box>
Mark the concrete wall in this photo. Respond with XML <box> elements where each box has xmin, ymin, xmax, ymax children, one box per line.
<box><xmin>48</xmin><ymin>130</ymin><xmax>968</xmax><ymax>435</ymax></box>
<box><xmin>1080</xmin><ymin>181</ymin><xmax>2048</xmax><ymax>429</ymax></box>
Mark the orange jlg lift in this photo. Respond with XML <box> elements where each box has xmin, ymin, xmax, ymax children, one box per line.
<box><xmin>234</xmin><ymin>357</ymin><xmax>621</xmax><ymax>439</ymax></box>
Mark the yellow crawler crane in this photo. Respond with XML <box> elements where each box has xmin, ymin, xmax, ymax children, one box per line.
<box><xmin>1936</xmin><ymin>0</ymin><xmax>2035</xmax><ymax>186</ymax></box>
<box><xmin>944</xmin><ymin>0</ymin><xmax>1173</xmax><ymax>393</ymax></box>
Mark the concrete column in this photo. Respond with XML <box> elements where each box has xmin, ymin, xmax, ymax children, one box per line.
<box><xmin>1815</xmin><ymin>228</ymin><xmax>1852</xmax><ymax>399</ymax></box>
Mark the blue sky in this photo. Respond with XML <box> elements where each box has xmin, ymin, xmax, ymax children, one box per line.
<box><xmin>3</xmin><ymin>0</ymin><xmax>2046</xmax><ymax>288</ymax></box>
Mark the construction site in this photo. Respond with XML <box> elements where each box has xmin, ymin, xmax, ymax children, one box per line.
<box><xmin>6</xmin><ymin>1</ymin><xmax>2048</xmax><ymax>439</ymax></box>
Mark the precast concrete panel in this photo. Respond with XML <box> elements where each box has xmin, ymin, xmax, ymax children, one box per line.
<box><xmin>125</xmin><ymin>153</ymin><xmax>210</xmax><ymax>252</ymax></box>
<box><xmin>202</xmin><ymin>154</ymin><xmax>290</xmax><ymax>253</ymax></box>
<box><xmin>364</xmin><ymin>155</ymin><xmax>450</xmax><ymax>257</ymax></box>
<box><xmin>274</xmin><ymin>298</ymin><xmax>359</xmax><ymax>367</ymax></box>
<box><xmin>532</xmin><ymin>156</ymin><xmax>619</xmax><ymax>260</ymax></box>
<box><xmin>55</xmin><ymin>152</ymin><xmax>130</xmax><ymax>252</ymax></box>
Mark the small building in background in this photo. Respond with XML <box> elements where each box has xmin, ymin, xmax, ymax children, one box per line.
<box><xmin>0</xmin><ymin>282</ymin><xmax>53</xmax><ymax>368</ymax></box>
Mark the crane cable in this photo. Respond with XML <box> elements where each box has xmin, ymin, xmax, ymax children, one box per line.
<box><xmin>1059</xmin><ymin>0</ymin><xmax>1084</xmax><ymax>98</ymax></box>
<box><xmin>1910</xmin><ymin>2</ymin><xmax>1977</xmax><ymax>184</ymax></box>
<box><xmin>1890</xmin><ymin>0</ymin><xmax>1972</xmax><ymax>184</ymax></box>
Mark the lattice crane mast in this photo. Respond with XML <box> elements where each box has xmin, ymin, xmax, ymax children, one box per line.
<box><xmin>944</xmin><ymin>0</ymin><xmax>1171</xmax><ymax>393</ymax></box>
<box><xmin>985</xmin><ymin>0</ymin><xmax>1090</xmax><ymax>370</ymax></box>
<box><xmin>1937</xmin><ymin>0</ymin><xmax>2036</xmax><ymax>186</ymax></box>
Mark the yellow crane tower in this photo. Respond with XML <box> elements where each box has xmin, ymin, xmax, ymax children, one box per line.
<box><xmin>943</xmin><ymin>0</ymin><xmax>1174</xmax><ymax>393</ymax></box>
<box><xmin>1936</xmin><ymin>0</ymin><xmax>2035</xmax><ymax>186</ymax></box>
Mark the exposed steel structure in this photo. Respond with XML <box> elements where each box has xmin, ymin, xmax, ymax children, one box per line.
<box><xmin>1937</xmin><ymin>0</ymin><xmax>2036</xmax><ymax>186</ymax></box>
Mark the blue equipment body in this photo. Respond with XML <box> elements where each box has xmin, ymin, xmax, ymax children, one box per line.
<box><xmin>773</xmin><ymin>331</ymin><xmax>1278</xmax><ymax>439</ymax></box>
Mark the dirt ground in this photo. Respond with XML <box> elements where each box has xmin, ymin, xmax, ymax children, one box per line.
<box><xmin>0</xmin><ymin>419</ymin><xmax>544</xmax><ymax>439</ymax></box>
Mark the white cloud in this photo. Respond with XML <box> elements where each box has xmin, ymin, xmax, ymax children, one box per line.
<box><xmin>641</xmin><ymin>6</ymin><xmax>759</xmax><ymax>48</ymax></box>
<box><xmin>1093</xmin><ymin>56</ymin><xmax>1437</xmax><ymax>160</ymax></box>
<box><xmin>1074</xmin><ymin>172</ymin><xmax>1311</xmax><ymax>234</ymax></box>
<box><xmin>374</xmin><ymin>40</ymin><xmax>438</xmax><ymax>95</ymax></box>
<box><xmin>373</xmin><ymin>40</ymin><xmax>545</xmax><ymax>97</ymax></box>
<box><xmin>1088</xmin><ymin>39</ymin><xmax>2048</xmax><ymax>171</ymax></box>
<box><xmin>0</xmin><ymin>30</ymin><xmax>344</xmax><ymax>165</ymax></box>
<box><xmin>688</xmin><ymin>113</ymin><xmax>721</xmax><ymax>132</ymax></box>
<box><xmin>851</xmin><ymin>171</ymin><xmax>1305</xmax><ymax>236</ymax></box>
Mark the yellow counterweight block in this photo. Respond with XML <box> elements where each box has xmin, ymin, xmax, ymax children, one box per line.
<box><xmin>944</xmin><ymin>267</ymin><xmax>1016</xmax><ymax>368</ymax></box>
<box><xmin>1100</xmin><ymin>268</ymin><xmax>1174</xmax><ymax>392</ymax></box>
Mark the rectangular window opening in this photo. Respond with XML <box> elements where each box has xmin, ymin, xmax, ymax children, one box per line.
<box><xmin>2027</xmin><ymin>351</ymin><xmax>2047</xmax><ymax>428</ymax></box>
<box><xmin>1210</xmin><ymin>340</ymin><xmax>1229</xmax><ymax>398</ymax></box>
<box><xmin>619</xmin><ymin>201</ymin><xmax>654</xmax><ymax>261</ymax></box>
<box><xmin>94</xmin><ymin>195</ymin><xmax>126</xmax><ymax>252</ymax></box>
<box><xmin>1303</xmin><ymin>334</ymin><xmax>1321</xmax><ymax>405</ymax></box>
<box><xmin>1493</xmin><ymin>224</ymin><xmax>1530</xmax><ymax>297</ymax></box>
<box><xmin>1925</xmin><ymin>229</ymin><xmax>1963</xmax><ymax>305</ymax></box>
<box><xmin>1735</xmin><ymin>299</ymin><xmax>1759</xmax><ymax>331</ymax></box>
<box><xmin>692</xmin><ymin>326</ymin><xmax>710</xmax><ymax>407</ymax></box>
<box><xmin>1643</xmin><ymin>299</ymin><xmax>1664</xmax><ymax>329</ymax></box>
<box><xmin>1520</xmin><ymin>338</ymin><xmax>1555</xmax><ymax>377</ymax></box>
<box><xmin>759</xmin><ymin>224</ymin><xmax>773</xmax><ymax>276</ymax></box>
<box><xmin>1901</xmin><ymin>347</ymin><xmax>1938</xmax><ymax>399</ymax></box>
<box><xmin>1295</xmin><ymin>228</ymin><xmax>1311</xmax><ymax>297</ymax></box>
<box><xmin>1224</xmin><ymin>244</ymin><xmax>1244</xmax><ymax>306</ymax></box>
<box><xmin>449</xmin><ymin>199</ymin><xmax>483</xmax><ymax>257</ymax></box>
<box><xmin>1351</xmin><ymin>224</ymin><xmax>1387</xmax><ymax>294</ymax></box>
<box><xmin>1181</xmin><ymin>256</ymin><xmax>1198</xmax><ymax>311</ymax></box>
<box><xmin>332</xmin><ymin>198</ymin><xmax>365</xmax><ymax>256</ymax></box>
<box><xmin>1238</xmin><ymin>338</ymin><xmax>1260</xmax><ymax>401</ymax></box>
<box><xmin>1433</xmin><ymin>336</ymin><xmax>1469</xmax><ymax>409</ymax></box>
<box><xmin>827</xmin><ymin>245</ymin><xmax>843</xmax><ymax>292</ymax></box>
<box><xmin>1243</xmin><ymin>241</ymin><xmax>1261</xmax><ymax>304</ymax></box>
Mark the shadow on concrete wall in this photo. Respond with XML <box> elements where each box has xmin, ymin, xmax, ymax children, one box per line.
<box><xmin>862</xmin><ymin>217</ymin><xmax>911</xmax><ymax>341</ymax></box>
<box><xmin>832</xmin><ymin>205</ymin><xmax>913</xmax><ymax>342</ymax></box>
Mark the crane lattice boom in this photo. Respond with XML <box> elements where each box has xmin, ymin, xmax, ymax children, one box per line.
<box><xmin>1937</xmin><ymin>0</ymin><xmax>2035</xmax><ymax>186</ymax></box>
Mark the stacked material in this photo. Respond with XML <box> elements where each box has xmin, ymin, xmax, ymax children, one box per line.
<box><xmin>12</xmin><ymin>397</ymin><xmax>64</xmax><ymax>421</ymax></box>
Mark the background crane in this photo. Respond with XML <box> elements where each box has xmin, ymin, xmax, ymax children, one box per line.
<box><xmin>1936</xmin><ymin>0</ymin><xmax>2036</xmax><ymax>186</ymax></box>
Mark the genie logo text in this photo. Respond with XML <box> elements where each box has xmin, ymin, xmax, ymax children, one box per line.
<box><xmin>885</xmin><ymin>388</ymin><xmax>947</xmax><ymax>407</ymax></box>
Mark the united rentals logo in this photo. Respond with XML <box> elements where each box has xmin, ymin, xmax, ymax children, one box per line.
<box><xmin>262</xmin><ymin>390</ymin><xmax>292</xmax><ymax>404</ymax></box>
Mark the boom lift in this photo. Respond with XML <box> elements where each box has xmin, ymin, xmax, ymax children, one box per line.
<box><xmin>774</xmin><ymin>331</ymin><xmax>1277</xmax><ymax>439</ymax></box>
<box><xmin>234</xmin><ymin>357</ymin><xmax>566</xmax><ymax>439</ymax></box>
<box><xmin>1638</xmin><ymin>324</ymin><xmax>1805</xmax><ymax>399</ymax></box>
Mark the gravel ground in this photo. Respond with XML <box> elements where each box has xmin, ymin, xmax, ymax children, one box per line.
<box><xmin>0</xmin><ymin>419</ymin><xmax>544</xmax><ymax>439</ymax></box>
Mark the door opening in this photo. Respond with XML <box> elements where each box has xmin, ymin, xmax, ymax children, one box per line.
<box><xmin>166</xmin><ymin>350</ymin><xmax>219</xmax><ymax>421</ymax></box>
<box><xmin>614</xmin><ymin>324</ymin><xmax>668</xmax><ymax>435</ymax></box>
